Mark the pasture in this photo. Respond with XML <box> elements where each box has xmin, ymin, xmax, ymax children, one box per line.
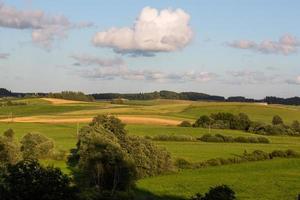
<box><xmin>0</xmin><ymin>98</ymin><xmax>300</xmax><ymax>199</ymax></box>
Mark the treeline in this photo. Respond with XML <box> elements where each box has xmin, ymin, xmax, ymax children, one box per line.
<box><xmin>194</xmin><ymin>113</ymin><xmax>300</xmax><ymax>136</ymax></box>
<box><xmin>91</xmin><ymin>90</ymin><xmax>225</xmax><ymax>101</ymax></box>
<box><xmin>2</xmin><ymin>88</ymin><xmax>300</xmax><ymax>106</ymax></box>
<box><xmin>48</xmin><ymin>91</ymin><xmax>94</xmax><ymax>102</ymax></box>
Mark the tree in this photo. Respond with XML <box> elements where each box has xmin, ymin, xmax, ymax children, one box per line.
<box><xmin>70</xmin><ymin>125</ymin><xmax>137</xmax><ymax>195</ymax></box>
<box><xmin>194</xmin><ymin>115</ymin><xmax>213</xmax><ymax>128</ymax></box>
<box><xmin>272</xmin><ymin>115</ymin><xmax>283</xmax><ymax>125</ymax></box>
<box><xmin>0</xmin><ymin>160</ymin><xmax>76</xmax><ymax>200</ymax></box>
<box><xmin>0</xmin><ymin>130</ymin><xmax>21</xmax><ymax>166</ymax></box>
<box><xmin>20</xmin><ymin>133</ymin><xmax>54</xmax><ymax>159</ymax></box>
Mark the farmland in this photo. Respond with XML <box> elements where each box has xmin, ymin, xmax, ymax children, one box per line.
<box><xmin>0</xmin><ymin>98</ymin><xmax>300</xmax><ymax>199</ymax></box>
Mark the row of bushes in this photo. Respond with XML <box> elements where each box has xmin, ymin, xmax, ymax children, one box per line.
<box><xmin>145</xmin><ymin>134</ymin><xmax>196</xmax><ymax>142</ymax></box>
<box><xmin>175</xmin><ymin>149</ymin><xmax>300</xmax><ymax>169</ymax></box>
<box><xmin>199</xmin><ymin>134</ymin><xmax>270</xmax><ymax>143</ymax></box>
<box><xmin>193</xmin><ymin>112</ymin><xmax>300</xmax><ymax>136</ymax></box>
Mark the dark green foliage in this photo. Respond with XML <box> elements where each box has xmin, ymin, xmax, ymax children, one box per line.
<box><xmin>3</xmin><ymin>129</ymin><xmax>14</xmax><ymax>141</ymax></box>
<box><xmin>272</xmin><ymin>115</ymin><xmax>284</xmax><ymax>125</ymax></box>
<box><xmin>48</xmin><ymin>91</ymin><xmax>94</xmax><ymax>102</ymax></box>
<box><xmin>191</xmin><ymin>185</ymin><xmax>236</xmax><ymax>200</ymax></box>
<box><xmin>20</xmin><ymin>133</ymin><xmax>54</xmax><ymax>159</ymax></box>
<box><xmin>199</xmin><ymin>134</ymin><xmax>270</xmax><ymax>144</ymax></box>
<box><xmin>0</xmin><ymin>160</ymin><xmax>76</xmax><ymax>200</ymax></box>
<box><xmin>178</xmin><ymin>120</ymin><xmax>192</xmax><ymax>127</ymax></box>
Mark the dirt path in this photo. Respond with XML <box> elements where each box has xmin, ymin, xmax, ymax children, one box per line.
<box><xmin>41</xmin><ymin>98</ymin><xmax>86</xmax><ymax>105</ymax></box>
<box><xmin>0</xmin><ymin>116</ymin><xmax>182</xmax><ymax>126</ymax></box>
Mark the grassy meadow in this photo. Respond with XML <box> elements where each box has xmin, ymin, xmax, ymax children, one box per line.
<box><xmin>0</xmin><ymin>98</ymin><xmax>300</xmax><ymax>199</ymax></box>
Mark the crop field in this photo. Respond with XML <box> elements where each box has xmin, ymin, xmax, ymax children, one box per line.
<box><xmin>0</xmin><ymin>98</ymin><xmax>300</xmax><ymax>199</ymax></box>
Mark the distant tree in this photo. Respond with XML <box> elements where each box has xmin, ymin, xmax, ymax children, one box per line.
<box><xmin>0</xmin><ymin>160</ymin><xmax>76</xmax><ymax>200</ymax></box>
<box><xmin>272</xmin><ymin>115</ymin><xmax>283</xmax><ymax>125</ymax></box>
<box><xmin>194</xmin><ymin>115</ymin><xmax>213</xmax><ymax>128</ymax></box>
<box><xmin>20</xmin><ymin>133</ymin><xmax>54</xmax><ymax>159</ymax></box>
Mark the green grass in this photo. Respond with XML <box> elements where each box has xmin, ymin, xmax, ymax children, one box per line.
<box><xmin>174</xmin><ymin>102</ymin><xmax>300</xmax><ymax>124</ymax></box>
<box><xmin>137</xmin><ymin>158</ymin><xmax>300</xmax><ymax>200</ymax></box>
<box><xmin>1</xmin><ymin>99</ymin><xmax>300</xmax><ymax>199</ymax></box>
<box><xmin>0</xmin><ymin>122</ymin><xmax>80</xmax><ymax>151</ymax></box>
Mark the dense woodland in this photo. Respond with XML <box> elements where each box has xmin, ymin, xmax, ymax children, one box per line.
<box><xmin>1</xmin><ymin>88</ymin><xmax>300</xmax><ymax>105</ymax></box>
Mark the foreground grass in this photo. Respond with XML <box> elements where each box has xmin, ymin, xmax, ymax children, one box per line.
<box><xmin>137</xmin><ymin>158</ymin><xmax>300</xmax><ymax>200</ymax></box>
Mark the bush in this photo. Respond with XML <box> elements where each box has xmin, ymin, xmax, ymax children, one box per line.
<box><xmin>179</xmin><ymin>120</ymin><xmax>192</xmax><ymax>127</ymax></box>
<box><xmin>175</xmin><ymin>158</ymin><xmax>193</xmax><ymax>169</ymax></box>
<box><xmin>257</xmin><ymin>137</ymin><xmax>270</xmax><ymax>143</ymax></box>
<box><xmin>21</xmin><ymin>133</ymin><xmax>54</xmax><ymax>159</ymax></box>
<box><xmin>191</xmin><ymin>185</ymin><xmax>236</xmax><ymax>200</ymax></box>
<box><xmin>199</xmin><ymin>134</ymin><xmax>269</xmax><ymax>144</ymax></box>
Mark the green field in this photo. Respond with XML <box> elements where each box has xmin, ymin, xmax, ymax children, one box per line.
<box><xmin>0</xmin><ymin>98</ymin><xmax>300</xmax><ymax>199</ymax></box>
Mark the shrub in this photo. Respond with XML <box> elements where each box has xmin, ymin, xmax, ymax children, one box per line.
<box><xmin>270</xmin><ymin>150</ymin><xmax>287</xmax><ymax>158</ymax></box>
<box><xmin>179</xmin><ymin>120</ymin><xmax>192</xmax><ymax>127</ymax></box>
<box><xmin>233</xmin><ymin>136</ymin><xmax>248</xmax><ymax>143</ymax></box>
<box><xmin>191</xmin><ymin>185</ymin><xmax>236</xmax><ymax>200</ymax></box>
<box><xmin>257</xmin><ymin>137</ymin><xmax>270</xmax><ymax>143</ymax></box>
<box><xmin>175</xmin><ymin>158</ymin><xmax>193</xmax><ymax>169</ymax></box>
<box><xmin>21</xmin><ymin>133</ymin><xmax>54</xmax><ymax>159</ymax></box>
<box><xmin>272</xmin><ymin>115</ymin><xmax>283</xmax><ymax>125</ymax></box>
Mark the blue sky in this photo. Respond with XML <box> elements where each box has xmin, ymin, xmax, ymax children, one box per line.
<box><xmin>0</xmin><ymin>0</ymin><xmax>299</xmax><ymax>98</ymax></box>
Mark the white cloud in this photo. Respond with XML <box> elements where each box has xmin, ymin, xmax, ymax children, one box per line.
<box><xmin>92</xmin><ymin>7</ymin><xmax>193</xmax><ymax>56</ymax></box>
<box><xmin>228</xmin><ymin>34</ymin><xmax>300</xmax><ymax>55</ymax></box>
<box><xmin>286</xmin><ymin>76</ymin><xmax>300</xmax><ymax>85</ymax></box>
<box><xmin>224</xmin><ymin>70</ymin><xmax>279</xmax><ymax>84</ymax></box>
<box><xmin>0</xmin><ymin>2</ymin><xmax>92</xmax><ymax>49</ymax></box>
<box><xmin>71</xmin><ymin>54</ymin><xmax>214</xmax><ymax>83</ymax></box>
<box><xmin>0</xmin><ymin>53</ymin><xmax>9</xmax><ymax>59</ymax></box>
<box><xmin>71</xmin><ymin>54</ymin><xmax>124</xmax><ymax>67</ymax></box>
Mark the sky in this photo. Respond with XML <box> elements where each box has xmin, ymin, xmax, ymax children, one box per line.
<box><xmin>0</xmin><ymin>0</ymin><xmax>299</xmax><ymax>98</ymax></box>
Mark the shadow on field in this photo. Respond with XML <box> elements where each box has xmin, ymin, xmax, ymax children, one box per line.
<box><xmin>134</xmin><ymin>188</ymin><xmax>185</xmax><ymax>200</ymax></box>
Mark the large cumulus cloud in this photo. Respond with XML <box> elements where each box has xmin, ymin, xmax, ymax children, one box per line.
<box><xmin>92</xmin><ymin>7</ymin><xmax>193</xmax><ymax>56</ymax></box>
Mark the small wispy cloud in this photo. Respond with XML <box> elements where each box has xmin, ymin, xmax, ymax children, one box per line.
<box><xmin>223</xmin><ymin>70</ymin><xmax>280</xmax><ymax>84</ymax></box>
<box><xmin>228</xmin><ymin>34</ymin><xmax>300</xmax><ymax>55</ymax></box>
<box><xmin>0</xmin><ymin>2</ymin><xmax>92</xmax><ymax>50</ymax></box>
<box><xmin>71</xmin><ymin>53</ymin><xmax>215</xmax><ymax>83</ymax></box>
<box><xmin>286</xmin><ymin>76</ymin><xmax>300</xmax><ymax>85</ymax></box>
<box><xmin>0</xmin><ymin>53</ymin><xmax>10</xmax><ymax>59</ymax></box>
